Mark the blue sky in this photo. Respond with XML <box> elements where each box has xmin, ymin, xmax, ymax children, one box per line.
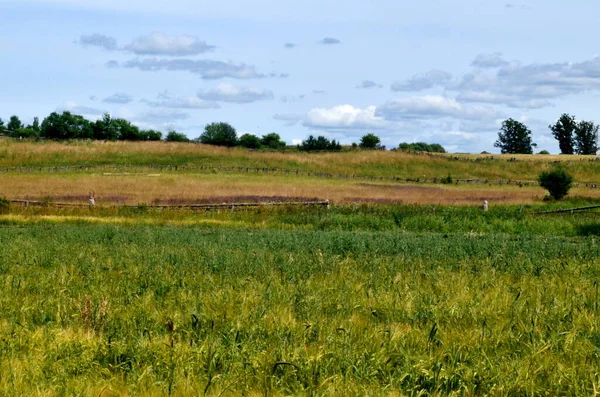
<box><xmin>2</xmin><ymin>0</ymin><xmax>600</xmax><ymax>153</ymax></box>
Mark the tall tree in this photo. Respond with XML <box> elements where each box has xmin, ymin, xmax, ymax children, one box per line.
<box><xmin>549</xmin><ymin>113</ymin><xmax>576</xmax><ymax>154</ymax></box>
<box><xmin>198</xmin><ymin>122</ymin><xmax>238</xmax><ymax>147</ymax></box>
<box><xmin>574</xmin><ymin>120</ymin><xmax>599</xmax><ymax>155</ymax></box>
<box><xmin>0</xmin><ymin>118</ymin><xmax>5</xmax><ymax>133</ymax></box>
<box><xmin>494</xmin><ymin>118</ymin><xmax>536</xmax><ymax>154</ymax></box>
<box><xmin>30</xmin><ymin>117</ymin><xmax>40</xmax><ymax>132</ymax></box>
<box><xmin>7</xmin><ymin>115</ymin><xmax>23</xmax><ymax>132</ymax></box>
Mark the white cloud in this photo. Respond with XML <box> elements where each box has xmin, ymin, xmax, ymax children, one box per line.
<box><xmin>124</xmin><ymin>32</ymin><xmax>215</xmax><ymax>56</ymax></box>
<box><xmin>143</xmin><ymin>91</ymin><xmax>220</xmax><ymax>109</ymax></box>
<box><xmin>78</xmin><ymin>33</ymin><xmax>117</xmax><ymax>51</ymax></box>
<box><xmin>198</xmin><ymin>84</ymin><xmax>274</xmax><ymax>103</ymax></box>
<box><xmin>471</xmin><ymin>53</ymin><xmax>509</xmax><ymax>68</ymax></box>
<box><xmin>391</xmin><ymin>70</ymin><xmax>452</xmax><ymax>92</ymax></box>
<box><xmin>376</xmin><ymin>95</ymin><xmax>502</xmax><ymax>121</ymax></box>
<box><xmin>102</xmin><ymin>92</ymin><xmax>134</xmax><ymax>104</ymax></box>
<box><xmin>320</xmin><ymin>37</ymin><xmax>341</xmax><ymax>45</ymax></box>
<box><xmin>121</xmin><ymin>58</ymin><xmax>272</xmax><ymax>80</ymax></box>
<box><xmin>137</xmin><ymin>108</ymin><xmax>191</xmax><ymax>122</ymax></box>
<box><xmin>303</xmin><ymin>105</ymin><xmax>389</xmax><ymax>130</ymax></box>
<box><xmin>356</xmin><ymin>80</ymin><xmax>382</xmax><ymax>89</ymax></box>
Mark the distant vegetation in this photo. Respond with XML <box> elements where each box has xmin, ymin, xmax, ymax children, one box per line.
<box><xmin>398</xmin><ymin>142</ymin><xmax>446</xmax><ymax>153</ymax></box>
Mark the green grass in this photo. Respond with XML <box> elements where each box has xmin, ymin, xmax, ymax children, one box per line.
<box><xmin>2</xmin><ymin>216</ymin><xmax>600</xmax><ymax>395</ymax></box>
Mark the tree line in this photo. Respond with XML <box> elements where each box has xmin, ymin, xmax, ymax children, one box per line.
<box><xmin>494</xmin><ymin>114</ymin><xmax>599</xmax><ymax>155</ymax></box>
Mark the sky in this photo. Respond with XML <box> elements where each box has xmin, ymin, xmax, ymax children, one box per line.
<box><xmin>2</xmin><ymin>0</ymin><xmax>600</xmax><ymax>153</ymax></box>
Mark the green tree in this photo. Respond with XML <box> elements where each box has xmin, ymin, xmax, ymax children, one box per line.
<box><xmin>93</xmin><ymin>113</ymin><xmax>119</xmax><ymax>140</ymax></box>
<box><xmin>398</xmin><ymin>142</ymin><xmax>446</xmax><ymax>153</ymax></box>
<box><xmin>198</xmin><ymin>122</ymin><xmax>238</xmax><ymax>147</ymax></box>
<box><xmin>139</xmin><ymin>129</ymin><xmax>162</xmax><ymax>141</ymax></box>
<box><xmin>166</xmin><ymin>130</ymin><xmax>190</xmax><ymax>142</ymax></box>
<box><xmin>359</xmin><ymin>133</ymin><xmax>380</xmax><ymax>149</ymax></box>
<box><xmin>29</xmin><ymin>117</ymin><xmax>40</xmax><ymax>133</ymax></box>
<box><xmin>298</xmin><ymin>135</ymin><xmax>341</xmax><ymax>152</ymax></box>
<box><xmin>494</xmin><ymin>118</ymin><xmax>536</xmax><ymax>154</ymax></box>
<box><xmin>261</xmin><ymin>133</ymin><xmax>286</xmax><ymax>149</ymax></box>
<box><xmin>238</xmin><ymin>133</ymin><xmax>262</xmax><ymax>149</ymax></box>
<box><xmin>549</xmin><ymin>113</ymin><xmax>576</xmax><ymax>154</ymax></box>
<box><xmin>574</xmin><ymin>120</ymin><xmax>598</xmax><ymax>155</ymax></box>
<box><xmin>538</xmin><ymin>167</ymin><xmax>574</xmax><ymax>200</ymax></box>
<box><xmin>0</xmin><ymin>118</ymin><xmax>4</xmax><ymax>131</ymax></box>
<box><xmin>113</xmin><ymin>118</ymin><xmax>141</xmax><ymax>141</ymax></box>
<box><xmin>7</xmin><ymin>115</ymin><xmax>23</xmax><ymax>132</ymax></box>
<box><xmin>40</xmin><ymin>112</ymin><xmax>92</xmax><ymax>140</ymax></box>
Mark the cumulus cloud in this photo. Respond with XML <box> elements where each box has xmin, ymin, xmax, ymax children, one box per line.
<box><xmin>78</xmin><ymin>33</ymin><xmax>117</xmax><ymax>51</ymax></box>
<box><xmin>356</xmin><ymin>80</ymin><xmax>382</xmax><ymax>89</ymax></box>
<box><xmin>391</xmin><ymin>70</ymin><xmax>452</xmax><ymax>92</ymax></box>
<box><xmin>284</xmin><ymin>42</ymin><xmax>296</xmax><ymax>49</ymax></box>
<box><xmin>197</xmin><ymin>84</ymin><xmax>274</xmax><ymax>103</ymax></box>
<box><xmin>124</xmin><ymin>32</ymin><xmax>215</xmax><ymax>56</ymax></box>
<box><xmin>102</xmin><ymin>93</ymin><xmax>134</xmax><ymax>104</ymax></box>
<box><xmin>303</xmin><ymin>105</ymin><xmax>388</xmax><ymax>130</ymax></box>
<box><xmin>376</xmin><ymin>95</ymin><xmax>502</xmax><ymax>121</ymax></box>
<box><xmin>121</xmin><ymin>58</ymin><xmax>272</xmax><ymax>80</ymax></box>
<box><xmin>320</xmin><ymin>37</ymin><xmax>341</xmax><ymax>45</ymax></box>
<box><xmin>471</xmin><ymin>53</ymin><xmax>509</xmax><ymax>68</ymax></box>
<box><xmin>142</xmin><ymin>91</ymin><xmax>220</xmax><ymax>109</ymax></box>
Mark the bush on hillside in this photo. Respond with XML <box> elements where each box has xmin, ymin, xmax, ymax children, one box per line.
<box><xmin>538</xmin><ymin>167</ymin><xmax>574</xmax><ymax>200</ymax></box>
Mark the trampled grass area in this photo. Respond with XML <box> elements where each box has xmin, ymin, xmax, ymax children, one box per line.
<box><xmin>2</xmin><ymin>207</ymin><xmax>600</xmax><ymax>395</ymax></box>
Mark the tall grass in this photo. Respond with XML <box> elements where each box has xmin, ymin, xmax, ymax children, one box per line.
<box><xmin>1</xmin><ymin>222</ymin><xmax>600</xmax><ymax>395</ymax></box>
<box><xmin>2</xmin><ymin>140</ymin><xmax>600</xmax><ymax>182</ymax></box>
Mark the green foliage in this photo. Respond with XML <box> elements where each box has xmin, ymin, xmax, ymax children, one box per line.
<box><xmin>238</xmin><ymin>133</ymin><xmax>262</xmax><ymax>149</ymax></box>
<box><xmin>41</xmin><ymin>111</ymin><xmax>93</xmax><ymax>140</ymax></box>
<box><xmin>0</xmin><ymin>118</ymin><xmax>5</xmax><ymax>133</ymax></box>
<box><xmin>549</xmin><ymin>113</ymin><xmax>576</xmax><ymax>154</ymax></box>
<box><xmin>359</xmin><ymin>133</ymin><xmax>380</xmax><ymax>148</ymax></box>
<box><xmin>9</xmin><ymin>127</ymin><xmax>39</xmax><ymax>139</ymax></box>
<box><xmin>1</xmin><ymin>219</ymin><xmax>600</xmax><ymax>394</ymax></box>
<box><xmin>299</xmin><ymin>135</ymin><xmax>342</xmax><ymax>152</ymax></box>
<box><xmin>7</xmin><ymin>115</ymin><xmax>24</xmax><ymax>132</ymax></box>
<box><xmin>398</xmin><ymin>142</ymin><xmax>446</xmax><ymax>153</ymax></box>
<box><xmin>198</xmin><ymin>122</ymin><xmax>238</xmax><ymax>147</ymax></box>
<box><xmin>538</xmin><ymin>167</ymin><xmax>574</xmax><ymax>200</ymax></box>
<box><xmin>537</xmin><ymin>150</ymin><xmax>550</xmax><ymax>155</ymax></box>
<box><xmin>494</xmin><ymin>118</ymin><xmax>536</xmax><ymax>154</ymax></box>
<box><xmin>0</xmin><ymin>196</ymin><xmax>8</xmax><ymax>213</ymax></box>
<box><xmin>165</xmin><ymin>130</ymin><xmax>189</xmax><ymax>142</ymax></box>
<box><xmin>440</xmin><ymin>175</ymin><xmax>453</xmax><ymax>184</ymax></box>
<box><xmin>574</xmin><ymin>120</ymin><xmax>599</xmax><ymax>155</ymax></box>
<box><xmin>261</xmin><ymin>132</ymin><xmax>286</xmax><ymax>149</ymax></box>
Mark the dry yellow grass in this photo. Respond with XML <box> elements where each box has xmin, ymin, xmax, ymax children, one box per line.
<box><xmin>1</xmin><ymin>171</ymin><xmax>593</xmax><ymax>206</ymax></box>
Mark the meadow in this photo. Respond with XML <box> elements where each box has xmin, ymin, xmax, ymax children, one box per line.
<box><xmin>2</xmin><ymin>140</ymin><xmax>600</xmax><ymax>395</ymax></box>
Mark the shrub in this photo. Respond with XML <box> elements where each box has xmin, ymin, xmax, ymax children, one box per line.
<box><xmin>538</xmin><ymin>150</ymin><xmax>550</xmax><ymax>155</ymax></box>
<box><xmin>238</xmin><ymin>133</ymin><xmax>263</xmax><ymax>149</ymax></box>
<box><xmin>0</xmin><ymin>196</ymin><xmax>8</xmax><ymax>213</ymax></box>
<box><xmin>441</xmin><ymin>175</ymin><xmax>453</xmax><ymax>184</ymax></box>
<box><xmin>538</xmin><ymin>167</ymin><xmax>574</xmax><ymax>200</ymax></box>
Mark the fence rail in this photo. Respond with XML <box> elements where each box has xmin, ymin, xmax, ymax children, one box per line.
<box><xmin>1</xmin><ymin>163</ymin><xmax>599</xmax><ymax>190</ymax></box>
<box><xmin>8</xmin><ymin>199</ymin><xmax>330</xmax><ymax>210</ymax></box>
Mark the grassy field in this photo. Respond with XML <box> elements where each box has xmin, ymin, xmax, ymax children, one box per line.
<box><xmin>2</xmin><ymin>141</ymin><xmax>600</xmax><ymax>395</ymax></box>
